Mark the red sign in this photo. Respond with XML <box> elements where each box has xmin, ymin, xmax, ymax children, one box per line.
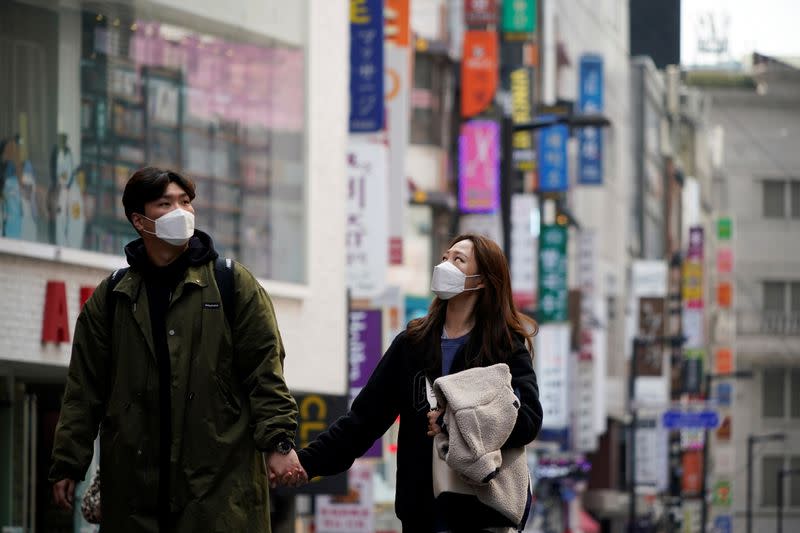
<box><xmin>461</xmin><ymin>31</ymin><xmax>498</xmax><ymax>118</ymax></box>
<box><xmin>42</xmin><ymin>281</ymin><xmax>70</xmax><ymax>344</ymax></box>
<box><xmin>465</xmin><ymin>0</ymin><xmax>498</xmax><ymax>27</ymax></box>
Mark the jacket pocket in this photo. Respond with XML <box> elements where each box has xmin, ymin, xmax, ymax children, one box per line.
<box><xmin>213</xmin><ymin>373</ymin><xmax>242</xmax><ymax>423</ymax></box>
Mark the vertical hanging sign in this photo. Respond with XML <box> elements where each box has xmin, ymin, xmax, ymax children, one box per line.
<box><xmin>538</xmin><ymin>122</ymin><xmax>569</xmax><ymax>192</ymax></box>
<box><xmin>502</xmin><ymin>0</ymin><xmax>536</xmax><ymax>33</ymax></box>
<box><xmin>538</xmin><ymin>224</ymin><xmax>568</xmax><ymax>322</ymax></box>
<box><xmin>384</xmin><ymin>0</ymin><xmax>411</xmax><ymax>264</ymax></box>
<box><xmin>461</xmin><ymin>30</ymin><xmax>498</xmax><ymax>118</ymax></box>
<box><xmin>458</xmin><ymin>120</ymin><xmax>500</xmax><ymax>213</ymax></box>
<box><xmin>577</xmin><ymin>54</ymin><xmax>604</xmax><ymax>185</ymax></box>
<box><xmin>349</xmin><ymin>0</ymin><xmax>384</xmax><ymax>132</ymax></box>
<box><xmin>510</xmin><ymin>67</ymin><xmax>536</xmax><ymax>172</ymax></box>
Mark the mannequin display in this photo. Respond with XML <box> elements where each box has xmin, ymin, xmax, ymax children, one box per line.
<box><xmin>64</xmin><ymin>166</ymin><xmax>87</xmax><ymax>248</ymax></box>
<box><xmin>1</xmin><ymin>135</ymin><xmax>23</xmax><ymax>239</ymax></box>
<box><xmin>50</xmin><ymin>133</ymin><xmax>75</xmax><ymax>246</ymax></box>
<box><xmin>18</xmin><ymin>135</ymin><xmax>40</xmax><ymax>242</ymax></box>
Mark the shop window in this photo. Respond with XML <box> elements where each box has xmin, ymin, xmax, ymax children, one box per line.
<box><xmin>762</xmin><ymin>455</ymin><xmax>782</xmax><ymax>506</ymax></box>
<box><xmin>763</xmin><ymin>368</ymin><xmax>785</xmax><ymax>418</ymax></box>
<box><xmin>1</xmin><ymin>2</ymin><xmax>307</xmax><ymax>283</ymax></box>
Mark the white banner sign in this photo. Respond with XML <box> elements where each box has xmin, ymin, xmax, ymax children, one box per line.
<box><xmin>346</xmin><ymin>141</ymin><xmax>388</xmax><ymax>298</ymax></box>
<box><xmin>635</xmin><ymin>415</ymin><xmax>669</xmax><ymax>491</ymax></box>
<box><xmin>385</xmin><ymin>43</ymin><xmax>410</xmax><ymax>263</ymax></box>
<box><xmin>536</xmin><ymin>324</ymin><xmax>571</xmax><ymax>430</ymax></box>
<box><xmin>510</xmin><ymin>193</ymin><xmax>538</xmax><ymax>296</ymax></box>
<box><xmin>315</xmin><ymin>461</ymin><xmax>375</xmax><ymax>533</ymax></box>
<box><xmin>632</xmin><ymin>260</ymin><xmax>668</xmax><ymax>297</ymax></box>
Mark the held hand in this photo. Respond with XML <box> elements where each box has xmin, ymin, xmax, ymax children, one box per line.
<box><xmin>427</xmin><ymin>409</ymin><xmax>443</xmax><ymax>437</ymax></box>
<box><xmin>53</xmin><ymin>479</ymin><xmax>76</xmax><ymax>511</ymax></box>
<box><xmin>267</xmin><ymin>449</ymin><xmax>307</xmax><ymax>489</ymax></box>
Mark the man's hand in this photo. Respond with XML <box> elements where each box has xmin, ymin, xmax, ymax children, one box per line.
<box><xmin>267</xmin><ymin>449</ymin><xmax>307</xmax><ymax>489</ymax></box>
<box><xmin>53</xmin><ymin>479</ymin><xmax>76</xmax><ymax>511</ymax></box>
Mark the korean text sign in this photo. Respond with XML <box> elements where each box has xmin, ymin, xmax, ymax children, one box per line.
<box><xmin>458</xmin><ymin>120</ymin><xmax>500</xmax><ymax>213</ymax></box>
<box><xmin>578</xmin><ymin>54</ymin><xmax>604</xmax><ymax>184</ymax></box>
<box><xmin>349</xmin><ymin>0</ymin><xmax>384</xmax><ymax>132</ymax></box>
<box><xmin>348</xmin><ymin>310</ymin><xmax>383</xmax><ymax>458</ymax></box>
<box><xmin>538</xmin><ymin>224</ymin><xmax>568</xmax><ymax>322</ymax></box>
<box><xmin>537</xmin><ymin>122</ymin><xmax>568</xmax><ymax>192</ymax></box>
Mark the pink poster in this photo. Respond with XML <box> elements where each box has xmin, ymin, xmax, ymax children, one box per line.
<box><xmin>458</xmin><ymin>120</ymin><xmax>500</xmax><ymax>213</ymax></box>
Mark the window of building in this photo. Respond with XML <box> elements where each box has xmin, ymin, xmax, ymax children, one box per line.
<box><xmin>792</xmin><ymin>456</ymin><xmax>800</xmax><ymax>506</ymax></box>
<box><xmin>762</xmin><ymin>367</ymin><xmax>800</xmax><ymax>420</ymax></box>
<box><xmin>410</xmin><ymin>52</ymin><xmax>447</xmax><ymax>147</ymax></box>
<box><xmin>764</xmin><ymin>180</ymin><xmax>785</xmax><ymax>218</ymax></box>
<box><xmin>763</xmin><ymin>180</ymin><xmax>800</xmax><ymax>219</ymax></box>
<box><xmin>763</xmin><ymin>455</ymin><xmax>783</xmax><ymax>506</ymax></box>
<box><xmin>792</xmin><ymin>282</ymin><xmax>800</xmax><ymax>312</ymax></box>
<box><xmin>763</xmin><ymin>368</ymin><xmax>786</xmax><ymax>418</ymax></box>
<box><xmin>764</xmin><ymin>282</ymin><xmax>787</xmax><ymax>312</ymax></box>
<box><xmin>0</xmin><ymin>1</ymin><xmax>308</xmax><ymax>283</ymax></box>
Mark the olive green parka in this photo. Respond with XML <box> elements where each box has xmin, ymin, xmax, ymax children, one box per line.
<box><xmin>49</xmin><ymin>240</ymin><xmax>297</xmax><ymax>532</ymax></box>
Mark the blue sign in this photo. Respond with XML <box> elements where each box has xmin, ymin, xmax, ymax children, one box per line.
<box><xmin>662</xmin><ymin>409</ymin><xmax>720</xmax><ymax>429</ymax></box>
<box><xmin>717</xmin><ymin>382</ymin><xmax>733</xmax><ymax>407</ymax></box>
<box><xmin>349</xmin><ymin>0</ymin><xmax>384</xmax><ymax>132</ymax></box>
<box><xmin>577</xmin><ymin>54</ymin><xmax>603</xmax><ymax>185</ymax></box>
<box><xmin>537</xmin><ymin>121</ymin><xmax>568</xmax><ymax>192</ymax></box>
<box><xmin>713</xmin><ymin>515</ymin><xmax>732</xmax><ymax>533</ymax></box>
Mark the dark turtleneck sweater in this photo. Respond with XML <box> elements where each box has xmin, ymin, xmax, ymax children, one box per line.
<box><xmin>124</xmin><ymin>231</ymin><xmax>218</xmax><ymax>528</ymax></box>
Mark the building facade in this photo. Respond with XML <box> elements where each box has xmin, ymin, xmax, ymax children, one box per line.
<box><xmin>700</xmin><ymin>55</ymin><xmax>800</xmax><ymax>533</ymax></box>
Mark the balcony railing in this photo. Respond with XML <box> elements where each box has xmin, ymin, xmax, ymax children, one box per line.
<box><xmin>737</xmin><ymin>311</ymin><xmax>800</xmax><ymax>336</ymax></box>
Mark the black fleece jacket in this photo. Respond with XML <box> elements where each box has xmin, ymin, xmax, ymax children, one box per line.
<box><xmin>297</xmin><ymin>329</ymin><xmax>542</xmax><ymax>531</ymax></box>
<box><xmin>124</xmin><ymin>230</ymin><xmax>218</xmax><ymax>525</ymax></box>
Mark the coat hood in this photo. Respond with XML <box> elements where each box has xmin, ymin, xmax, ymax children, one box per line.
<box><xmin>124</xmin><ymin>229</ymin><xmax>219</xmax><ymax>277</ymax></box>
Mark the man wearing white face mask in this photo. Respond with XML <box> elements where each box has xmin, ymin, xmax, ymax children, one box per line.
<box><xmin>50</xmin><ymin>167</ymin><xmax>303</xmax><ymax>532</ymax></box>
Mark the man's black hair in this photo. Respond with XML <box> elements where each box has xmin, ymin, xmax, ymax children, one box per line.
<box><xmin>122</xmin><ymin>167</ymin><xmax>196</xmax><ymax>223</ymax></box>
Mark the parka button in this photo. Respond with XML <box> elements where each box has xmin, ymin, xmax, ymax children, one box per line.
<box><xmin>137</xmin><ymin>449</ymin><xmax>143</xmax><ymax>456</ymax></box>
<box><xmin>188</xmin><ymin>392</ymin><xmax>195</xmax><ymax>400</ymax></box>
<box><xmin>168</xmin><ymin>329</ymin><xmax>175</xmax><ymax>336</ymax></box>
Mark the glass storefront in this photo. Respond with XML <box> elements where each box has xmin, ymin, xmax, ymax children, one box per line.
<box><xmin>0</xmin><ymin>1</ymin><xmax>307</xmax><ymax>282</ymax></box>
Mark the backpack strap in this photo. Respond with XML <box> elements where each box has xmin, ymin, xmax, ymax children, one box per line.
<box><xmin>104</xmin><ymin>259</ymin><xmax>235</xmax><ymax>333</ymax></box>
<box><xmin>105</xmin><ymin>267</ymin><xmax>129</xmax><ymax>329</ymax></box>
<box><xmin>213</xmin><ymin>257</ymin><xmax>236</xmax><ymax>330</ymax></box>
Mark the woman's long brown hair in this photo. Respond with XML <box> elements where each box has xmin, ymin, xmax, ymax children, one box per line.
<box><xmin>407</xmin><ymin>233</ymin><xmax>538</xmax><ymax>367</ymax></box>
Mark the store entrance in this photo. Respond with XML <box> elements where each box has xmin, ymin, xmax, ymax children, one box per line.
<box><xmin>17</xmin><ymin>382</ymin><xmax>71</xmax><ymax>533</ymax></box>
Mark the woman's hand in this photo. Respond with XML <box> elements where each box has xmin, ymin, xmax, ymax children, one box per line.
<box><xmin>427</xmin><ymin>409</ymin><xmax>443</xmax><ymax>437</ymax></box>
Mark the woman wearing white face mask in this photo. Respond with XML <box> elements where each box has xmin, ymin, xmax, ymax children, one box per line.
<box><xmin>297</xmin><ymin>234</ymin><xmax>542</xmax><ymax>533</ymax></box>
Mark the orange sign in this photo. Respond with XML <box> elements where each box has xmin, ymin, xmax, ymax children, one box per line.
<box><xmin>716</xmin><ymin>415</ymin><xmax>732</xmax><ymax>441</ymax></box>
<box><xmin>717</xmin><ymin>281</ymin><xmax>732</xmax><ymax>308</ymax></box>
<box><xmin>715</xmin><ymin>347</ymin><xmax>733</xmax><ymax>374</ymax></box>
<box><xmin>385</xmin><ymin>0</ymin><xmax>410</xmax><ymax>47</ymax></box>
<box><xmin>461</xmin><ymin>30</ymin><xmax>498</xmax><ymax>118</ymax></box>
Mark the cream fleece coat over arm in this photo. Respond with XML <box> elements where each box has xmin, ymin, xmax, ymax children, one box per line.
<box><xmin>432</xmin><ymin>363</ymin><xmax>531</xmax><ymax>526</ymax></box>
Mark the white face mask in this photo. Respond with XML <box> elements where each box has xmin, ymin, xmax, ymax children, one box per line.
<box><xmin>431</xmin><ymin>261</ymin><xmax>481</xmax><ymax>300</ymax></box>
<box><xmin>141</xmin><ymin>208</ymin><xmax>195</xmax><ymax>246</ymax></box>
